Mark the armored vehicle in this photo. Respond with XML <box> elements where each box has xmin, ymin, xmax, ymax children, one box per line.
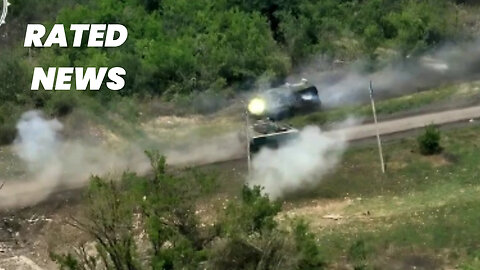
<box><xmin>247</xmin><ymin>78</ymin><xmax>321</xmax><ymax>121</ymax></box>
<box><xmin>246</xmin><ymin>79</ymin><xmax>321</xmax><ymax>157</ymax></box>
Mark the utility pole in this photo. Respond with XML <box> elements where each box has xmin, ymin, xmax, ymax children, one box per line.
<box><xmin>240</xmin><ymin>100</ymin><xmax>251</xmax><ymax>175</ymax></box>
<box><xmin>369</xmin><ymin>81</ymin><xmax>386</xmax><ymax>173</ymax></box>
<box><xmin>245</xmin><ymin>108</ymin><xmax>251</xmax><ymax>175</ymax></box>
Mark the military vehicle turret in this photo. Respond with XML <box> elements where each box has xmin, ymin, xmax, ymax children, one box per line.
<box><xmin>246</xmin><ymin>79</ymin><xmax>321</xmax><ymax>156</ymax></box>
<box><xmin>247</xmin><ymin>78</ymin><xmax>321</xmax><ymax>121</ymax></box>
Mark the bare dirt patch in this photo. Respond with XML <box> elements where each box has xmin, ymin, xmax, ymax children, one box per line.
<box><xmin>421</xmin><ymin>153</ymin><xmax>455</xmax><ymax>167</ymax></box>
<box><xmin>280</xmin><ymin>199</ymin><xmax>354</xmax><ymax>228</ymax></box>
<box><xmin>0</xmin><ymin>191</ymin><xmax>85</xmax><ymax>270</ymax></box>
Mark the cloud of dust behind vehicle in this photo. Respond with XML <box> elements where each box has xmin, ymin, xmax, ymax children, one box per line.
<box><xmin>0</xmin><ymin>111</ymin><xmax>246</xmax><ymax>209</ymax></box>
<box><xmin>0</xmin><ymin>111</ymin><xmax>150</xmax><ymax>208</ymax></box>
<box><xmin>289</xmin><ymin>39</ymin><xmax>480</xmax><ymax>108</ymax></box>
<box><xmin>248</xmin><ymin>119</ymin><xmax>356</xmax><ymax>199</ymax></box>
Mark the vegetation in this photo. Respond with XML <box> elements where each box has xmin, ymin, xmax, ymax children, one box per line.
<box><xmin>51</xmin><ymin>151</ymin><xmax>325</xmax><ymax>269</ymax></box>
<box><xmin>2</xmin><ymin>0</ymin><xmax>480</xmax><ymax>268</ymax></box>
<box><xmin>48</xmin><ymin>122</ymin><xmax>480</xmax><ymax>268</ymax></box>
<box><xmin>276</xmin><ymin>123</ymin><xmax>480</xmax><ymax>268</ymax></box>
<box><xmin>418</xmin><ymin>124</ymin><xmax>442</xmax><ymax>155</ymax></box>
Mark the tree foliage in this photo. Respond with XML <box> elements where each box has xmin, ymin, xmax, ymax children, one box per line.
<box><xmin>52</xmin><ymin>152</ymin><xmax>326</xmax><ymax>269</ymax></box>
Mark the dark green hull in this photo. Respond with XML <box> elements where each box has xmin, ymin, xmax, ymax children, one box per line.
<box><xmin>249</xmin><ymin>130</ymin><xmax>299</xmax><ymax>154</ymax></box>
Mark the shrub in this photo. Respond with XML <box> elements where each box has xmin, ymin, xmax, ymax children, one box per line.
<box><xmin>293</xmin><ymin>220</ymin><xmax>327</xmax><ymax>269</ymax></box>
<box><xmin>51</xmin><ymin>175</ymin><xmax>141</xmax><ymax>270</ymax></box>
<box><xmin>348</xmin><ymin>239</ymin><xmax>368</xmax><ymax>270</ymax></box>
<box><xmin>45</xmin><ymin>93</ymin><xmax>77</xmax><ymax>117</ymax></box>
<box><xmin>418</xmin><ymin>124</ymin><xmax>442</xmax><ymax>155</ymax></box>
<box><xmin>0</xmin><ymin>124</ymin><xmax>17</xmax><ymax>146</ymax></box>
<box><xmin>221</xmin><ymin>185</ymin><xmax>282</xmax><ymax>236</ymax></box>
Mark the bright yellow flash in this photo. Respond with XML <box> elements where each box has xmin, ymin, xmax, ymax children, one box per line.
<box><xmin>248</xmin><ymin>98</ymin><xmax>266</xmax><ymax>115</ymax></box>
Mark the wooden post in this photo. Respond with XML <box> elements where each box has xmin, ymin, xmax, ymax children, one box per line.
<box><xmin>369</xmin><ymin>81</ymin><xmax>386</xmax><ymax>173</ymax></box>
<box><xmin>241</xmin><ymin>101</ymin><xmax>251</xmax><ymax>175</ymax></box>
<box><xmin>245</xmin><ymin>108</ymin><xmax>251</xmax><ymax>175</ymax></box>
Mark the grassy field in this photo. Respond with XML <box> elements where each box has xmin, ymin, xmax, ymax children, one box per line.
<box><xmin>279</xmin><ymin>122</ymin><xmax>480</xmax><ymax>269</ymax></box>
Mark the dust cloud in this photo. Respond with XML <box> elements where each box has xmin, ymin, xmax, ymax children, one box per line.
<box><xmin>290</xmin><ymin>39</ymin><xmax>480</xmax><ymax>108</ymax></box>
<box><xmin>0</xmin><ymin>111</ymin><xmax>151</xmax><ymax>209</ymax></box>
<box><xmin>165</xmin><ymin>132</ymin><xmax>244</xmax><ymax>166</ymax></box>
<box><xmin>15</xmin><ymin>111</ymin><xmax>63</xmax><ymax>171</ymax></box>
<box><xmin>248</xmin><ymin>125</ymin><xmax>348</xmax><ymax>199</ymax></box>
<box><xmin>0</xmin><ymin>111</ymin><xmax>245</xmax><ymax>209</ymax></box>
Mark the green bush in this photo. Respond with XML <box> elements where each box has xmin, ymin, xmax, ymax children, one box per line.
<box><xmin>348</xmin><ymin>239</ymin><xmax>369</xmax><ymax>270</ymax></box>
<box><xmin>49</xmin><ymin>95</ymin><xmax>77</xmax><ymax>117</ymax></box>
<box><xmin>418</xmin><ymin>124</ymin><xmax>442</xmax><ymax>155</ymax></box>
<box><xmin>0</xmin><ymin>124</ymin><xmax>17</xmax><ymax>146</ymax></box>
<box><xmin>293</xmin><ymin>220</ymin><xmax>327</xmax><ymax>269</ymax></box>
<box><xmin>0</xmin><ymin>54</ymin><xmax>31</xmax><ymax>104</ymax></box>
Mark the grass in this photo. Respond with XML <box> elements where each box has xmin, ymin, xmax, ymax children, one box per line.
<box><xmin>287</xmin><ymin>81</ymin><xmax>480</xmax><ymax>128</ymax></box>
<box><xmin>284</xmin><ymin>122</ymin><xmax>480</xmax><ymax>268</ymax></box>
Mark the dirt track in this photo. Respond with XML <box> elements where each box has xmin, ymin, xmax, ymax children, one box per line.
<box><xmin>326</xmin><ymin>105</ymin><xmax>480</xmax><ymax>141</ymax></box>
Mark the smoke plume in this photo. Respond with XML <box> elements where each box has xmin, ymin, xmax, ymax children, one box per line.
<box><xmin>0</xmin><ymin>111</ymin><xmax>151</xmax><ymax>209</ymax></box>
<box><xmin>0</xmin><ymin>111</ymin><xmax>246</xmax><ymax>209</ymax></box>
<box><xmin>15</xmin><ymin>111</ymin><xmax>63</xmax><ymax>171</ymax></box>
<box><xmin>248</xmin><ymin>125</ymin><xmax>347</xmax><ymax>199</ymax></box>
<box><xmin>289</xmin><ymin>39</ymin><xmax>480</xmax><ymax>108</ymax></box>
<box><xmin>165</xmin><ymin>132</ymin><xmax>244</xmax><ymax>166</ymax></box>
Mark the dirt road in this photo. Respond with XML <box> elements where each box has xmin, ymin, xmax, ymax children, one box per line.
<box><xmin>326</xmin><ymin>105</ymin><xmax>480</xmax><ymax>141</ymax></box>
<box><xmin>186</xmin><ymin>105</ymin><xmax>480</xmax><ymax>166</ymax></box>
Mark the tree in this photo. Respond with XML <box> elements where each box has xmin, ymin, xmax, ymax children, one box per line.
<box><xmin>387</xmin><ymin>0</ymin><xmax>455</xmax><ymax>55</ymax></box>
<box><xmin>51</xmin><ymin>175</ymin><xmax>141</xmax><ymax>270</ymax></box>
<box><xmin>140</xmin><ymin>151</ymin><xmax>215</xmax><ymax>269</ymax></box>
